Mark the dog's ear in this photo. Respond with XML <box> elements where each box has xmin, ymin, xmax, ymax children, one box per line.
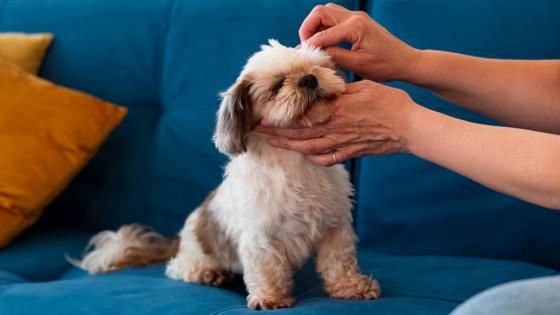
<box><xmin>213</xmin><ymin>78</ymin><xmax>253</xmax><ymax>156</ymax></box>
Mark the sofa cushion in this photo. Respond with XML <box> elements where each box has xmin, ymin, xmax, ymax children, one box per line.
<box><xmin>0</xmin><ymin>229</ymin><xmax>90</xmax><ymax>282</ymax></box>
<box><xmin>355</xmin><ymin>0</ymin><xmax>560</xmax><ymax>268</ymax></box>
<box><xmin>1</xmin><ymin>249</ymin><xmax>556</xmax><ymax>314</ymax></box>
<box><xmin>0</xmin><ymin>271</ymin><xmax>24</xmax><ymax>286</ymax></box>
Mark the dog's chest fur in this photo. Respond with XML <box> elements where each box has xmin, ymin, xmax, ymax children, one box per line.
<box><xmin>209</xmin><ymin>133</ymin><xmax>353</xmax><ymax>268</ymax></box>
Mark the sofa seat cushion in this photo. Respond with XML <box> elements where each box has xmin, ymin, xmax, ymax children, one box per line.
<box><xmin>1</xmin><ymin>248</ymin><xmax>556</xmax><ymax>315</ymax></box>
<box><xmin>0</xmin><ymin>229</ymin><xmax>90</xmax><ymax>282</ymax></box>
<box><xmin>0</xmin><ymin>270</ymin><xmax>24</xmax><ymax>286</ymax></box>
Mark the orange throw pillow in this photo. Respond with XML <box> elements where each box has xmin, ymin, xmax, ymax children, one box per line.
<box><xmin>0</xmin><ymin>32</ymin><xmax>54</xmax><ymax>74</ymax></box>
<box><xmin>0</xmin><ymin>59</ymin><xmax>127</xmax><ymax>247</ymax></box>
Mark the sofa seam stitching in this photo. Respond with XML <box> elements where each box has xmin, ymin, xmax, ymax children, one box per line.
<box><xmin>158</xmin><ymin>0</ymin><xmax>176</xmax><ymax>101</ymax></box>
<box><xmin>144</xmin><ymin>0</ymin><xmax>177</xmax><ymax>225</ymax></box>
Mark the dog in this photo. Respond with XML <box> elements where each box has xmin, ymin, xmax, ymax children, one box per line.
<box><xmin>74</xmin><ymin>39</ymin><xmax>380</xmax><ymax>310</ymax></box>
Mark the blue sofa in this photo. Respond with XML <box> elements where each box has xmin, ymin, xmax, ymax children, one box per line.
<box><xmin>1</xmin><ymin>0</ymin><xmax>559</xmax><ymax>314</ymax></box>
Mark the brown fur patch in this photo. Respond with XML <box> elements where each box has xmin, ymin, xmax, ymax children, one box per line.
<box><xmin>194</xmin><ymin>190</ymin><xmax>218</xmax><ymax>256</ymax></box>
<box><xmin>193</xmin><ymin>190</ymin><xmax>239</xmax><ymax>266</ymax></box>
<box><xmin>110</xmin><ymin>239</ymin><xmax>179</xmax><ymax>270</ymax></box>
<box><xmin>297</xmin><ymin>101</ymin><xmax>332</xmax><ymax>127</ymax></box>
<box><xmin>242</xmin><ymin>239</ymin><xmax>297</xmax><ymax>310</ymax></box>
<box><xmin>214</xmin><ymin>75</ymin><xmax>255</xmax><ymax>156</ymax></box>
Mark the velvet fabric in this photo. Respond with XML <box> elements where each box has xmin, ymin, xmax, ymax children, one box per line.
<box><xmin>1</xmin><ymin>0</ymin><xmax>558</xmax><ymax>313</ymax></box>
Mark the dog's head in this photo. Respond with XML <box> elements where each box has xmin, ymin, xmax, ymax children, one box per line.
<box><xmin>213</xmin><ymin>39</ymin><xmax>346</xmax><ymax>156</ymax></box>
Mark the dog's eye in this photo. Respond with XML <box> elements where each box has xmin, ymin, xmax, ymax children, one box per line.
<box><xmin>270</xmin><ymin>78</ymin><xmax>285</xmax><ymax>95</ymax></box>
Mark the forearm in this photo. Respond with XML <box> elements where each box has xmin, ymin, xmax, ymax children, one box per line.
<box><xmin>407</xmin><ymin>105</ymin><xmax>560</xmax><ymax>210</ymax></box>
<box><xmin>402</xmin><ymin>50</ymin><xmax>560</xmax><ymax>134</ymax></box>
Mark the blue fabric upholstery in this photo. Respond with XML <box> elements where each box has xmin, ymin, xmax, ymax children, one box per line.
<box><xmin>355</xmin><ymin>0</ymin><xmax>560</xmax><ymax>269</ymax></box>
<box><xmin>0</xmin><ymin>229</ymin><xmax>89</xmax><ymax>282</ymax></box>
<box><xmin>1</xmin><ymin>251</ymin><xmax>556</xmax><ymax>315</ymax></box>
<box><xmin>1</xmin><ymin>0</ymin><xmax>559</xmax><ymax>314</ymax></box>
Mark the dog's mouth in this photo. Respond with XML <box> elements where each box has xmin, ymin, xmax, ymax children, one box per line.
<box><xmin>301</xmin><ymin>87</ymin><xmax>337</xmax><ymax>108</ymax></box>
<box><xmin>258</xmin><ymin>84</ymin><xmax>340</xmax><ymax>128</ymax></box>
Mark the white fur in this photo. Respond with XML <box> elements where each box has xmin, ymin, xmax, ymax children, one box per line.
<box><xmin>245</xmin><ymin>39</ymin><xmax>333</xmax><ymax>76</ymax></box>
<box><xmin>218</xmin><ymin>133</ymin><xmax>352</xmax><ymax>262</ymax></box>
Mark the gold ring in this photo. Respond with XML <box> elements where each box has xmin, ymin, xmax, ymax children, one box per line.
<box><xmin>332</xmin><ymin>151</ymin><xmax>338</xmax><ymax>164</ymax></box>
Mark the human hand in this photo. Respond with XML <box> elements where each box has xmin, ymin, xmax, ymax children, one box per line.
<box><xmin>300</xmin><ymin>3</ymin><xmax>420</xmax><ymax>82</ymax></box>
<box><xmin>255</xmin><ymin>80</ymin><xmax>418</xmax><ymax>166</ymax></box>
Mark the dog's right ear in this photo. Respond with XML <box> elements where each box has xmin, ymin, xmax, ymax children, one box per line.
<box><xmin>213</xmin><ymin>78</ymin><xmax>253</xmax><ymax>156</ymax></box>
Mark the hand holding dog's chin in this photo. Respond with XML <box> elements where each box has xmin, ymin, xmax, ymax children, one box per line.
<box><xmin>255</xmin><ymin>80</ymin><xmax>419</xmax><ymax>166</ymax></box>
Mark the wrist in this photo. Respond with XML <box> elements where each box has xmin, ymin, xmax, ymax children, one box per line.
<box><xmin>403</xmin><ymin>103</ymin><xmax>450</xmax><ymax>157</ymax></box>
<box><xmin>386</xmin><ymin>47</ymin><xmax>424</xmax><ymax>82</ymax></box>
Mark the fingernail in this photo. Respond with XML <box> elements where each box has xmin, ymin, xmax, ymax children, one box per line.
<box><xmin>306</xmin><ymin>37</ymin><xmax>317</xmax><ymax>47</ymax></box>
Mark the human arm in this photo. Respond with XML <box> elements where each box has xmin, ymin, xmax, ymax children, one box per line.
<box><xmin>300</xmin><ymin>4</ymin><xmax>560</xmax><ymax>134</ymax></box>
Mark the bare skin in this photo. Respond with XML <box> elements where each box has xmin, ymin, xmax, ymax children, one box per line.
<box><xmin>255</xmin><ymin>3</ymin><xmax>560</xmax><ymax>210</ymax></box>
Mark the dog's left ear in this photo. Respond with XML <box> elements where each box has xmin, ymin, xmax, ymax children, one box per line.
<box><xmin>213</xmin><ymin>78</ymin><xmax>253</xmax><ymax>156</ymax></box>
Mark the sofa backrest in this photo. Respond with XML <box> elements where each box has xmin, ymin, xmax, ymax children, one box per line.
<box><xmin>3</xmin><ymin>0</ymin><xmax>560</xmax><ymax>269</ymax></box>
<box><xmin>355</xmin><ymin>0</ymin><xmax>560</xmax><ymax>269</ymax></box>
<box><xmin>0</xmin><ymin>0</ymin><xmax>358</xmax><ymax>235</ymax></box>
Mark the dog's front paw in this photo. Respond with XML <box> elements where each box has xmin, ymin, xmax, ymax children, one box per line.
<box><xmin>185</xmin><ymin>268</ymin><xmax>235</xmax><ymax>287</ymax></box>
<box><xmin>247</xmin><ymin>294</ymin><xmax>295</xmax><ymax>310</ymax></box>
<box><xmin>325</xmin><ymin>275</ymin><xmax>380</xmax><ymax>300</ymax></box>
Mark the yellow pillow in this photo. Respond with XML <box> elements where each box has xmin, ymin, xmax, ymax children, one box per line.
<box><xmin>0</xmin><ymin>32</ymin><xmax>53</xmax><ymax>74</ymax></box>
<box><xmin>0</xmin><ymin>59</ymin><xmax>127</xmax><ymax>247</ymax></box>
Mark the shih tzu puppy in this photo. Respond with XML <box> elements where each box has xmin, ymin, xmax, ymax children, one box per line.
<box><xmin>74</xmin><ymin>39</ymin><xmax>380</xmax><ymax>310</ymax></box>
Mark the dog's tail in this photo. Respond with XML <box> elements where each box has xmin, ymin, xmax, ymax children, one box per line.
<box><xmin>69</xmin><ymin>224</ymin><xmax>179</xmax><ymax>275</ymax></box>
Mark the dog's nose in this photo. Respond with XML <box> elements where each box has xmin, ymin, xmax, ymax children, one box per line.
<box><xmin>298</xmin><ymin>74</ymin><xmax>318</xmax><ymax>90</ymax></box>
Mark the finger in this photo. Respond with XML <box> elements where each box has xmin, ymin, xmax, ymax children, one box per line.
<box><xmin>306</xmin><ymin>20</ymin><xmax>358</xmax><ymax>48</ymax></box>
<box><xmin>254</xmin><ymin>125</ymin><xmax>327</xmax><ymax>140</ymax></box>
<box><xmin>306</xmin><ymin>143</ymin><xmax>371</xmax><ymax>167</ymax></box>
<box><xmin>324</xmin><ymin>3</ymin><xmax>346</xmax><ymax>10</ymax></box>
<box><xmin>324</xmin><ymin>46</ymin><xmax>355</xmax><ymax>68</ymax></box>
<box><xmin>344</xmin><ymin>80</ymin><xmax>377</xmax><ymax>93</ymax></box>
<box><xmin>267</xmin><ymin>136</ymin><xmax>339</xmax><ymax>155</ymax></box>
<box><xmin>299</xmin><ymin>5</ymin><xmax>349</xmax><ymax>42</ymax></box>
